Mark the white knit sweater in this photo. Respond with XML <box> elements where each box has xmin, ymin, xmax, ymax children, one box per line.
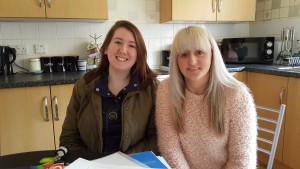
<box><xmin>155</xmin><ymin>78</ymin><xmax>257</xmax><ymax>169</ymax></box>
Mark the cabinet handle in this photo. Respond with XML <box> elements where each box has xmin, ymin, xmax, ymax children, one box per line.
<box><xmin>212</xmin><ymin>0</ymin><xmax>216</xmax><ymax>12</ymax></box>
<box><xmin>39</xmin><ymin>0</ymin><xmax>42</xmax><ymax>7</ymax></box>
<box><xmin>54</xmin><ymin>96</ymin><xmax>59</xmax><ymax>121</ymax></box>
<box><xmin>279</xmin><ymin>87</ymin><xmax>286</xmax><ymax>104</ymax></box>
<box><xmin>218</xmin><ymin>0</ymin><xmax>222</xmax><ymax>12</ymax></box>
<box><xmin>48</xmin><ymin>0</ymin><xmax>51</xmax><ymax>8</ymax></box>
<box><xmin>43</xmin><ymin>97</ymin><xmax>50</xmax><ymax>122</ymax></box>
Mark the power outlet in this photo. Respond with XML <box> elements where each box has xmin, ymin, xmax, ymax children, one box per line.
<box><xmin>14</xmin><ymin>44</ymin><xmax>27</xmax><ymax>54</ymax></box>
<box><xmin>295</xmin><ymin>40</ymin><xmax>300</xmax><ymax>49</ymax></box>
<box><xmin>35</xmin><ymin>44</ymin><xmax>46</xmax><ymax>54</ymax></box>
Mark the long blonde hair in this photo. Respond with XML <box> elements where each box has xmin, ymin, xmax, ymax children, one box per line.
<box><xmin>169</xmin><ymin>26</ymin><xmax>245</xmax><ymax>134</ymax></box>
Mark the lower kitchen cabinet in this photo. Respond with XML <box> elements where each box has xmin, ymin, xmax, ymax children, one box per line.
<box><xmin>231</xmin><ymin>71</ymin><xmax>247</xmax><ymax>83</ymax></box>
<box><xmin>0</xmin><ymin>84</ymin><xmax>74</xmax><ymax>155</ymax></box>
<box><xmin>284</xmin><ymin>77</ymin><xmax>300</xmax><ymax>169</ymax></box>
<box><xmin>247</xmin><ymin>72</ymin><xmax>288</xmax><ymax>168</ymax></box>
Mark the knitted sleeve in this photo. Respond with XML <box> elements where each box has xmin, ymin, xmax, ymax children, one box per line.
<box><xmin>224</xmin><ymin>87</ymin><xmax>257</xmax><ymax>169</ymax></box>
<box><xmin>155</xmin><ymin>79</ymin><xmax>190</xmax><ymax>169</ymax></box>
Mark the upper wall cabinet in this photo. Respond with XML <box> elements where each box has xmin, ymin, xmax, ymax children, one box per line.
<box><xmin>0</xmin><ymin>0</ymin><xmax>108</xmax><ymax>21</ymax></box>
<box><xmin>160</xmin><ymin>0</ymin><xmax>256</xmax><ymax>23</ymax></box>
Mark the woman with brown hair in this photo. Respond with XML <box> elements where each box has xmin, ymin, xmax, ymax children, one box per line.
<box><xmin>60</xmin><ymin>20</ymin><xmax>159</xmax><ymax>155</ymax></box>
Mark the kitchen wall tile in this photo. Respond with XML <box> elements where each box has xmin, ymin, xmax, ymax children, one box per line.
<box><xmin>20</xmin><ymin>23</ymin><xmax>39</xmax><ymax>39</ymax></box>
<box><xmin>147</xmin><ymin>1</ymin><xmax>156</xmax><ymax>11</ymax></box>
<box><xmin>272</xmin><ymin>9</ymin><xmax>280</xmax><ymax>18</ymax></box>
<box><xmin>74</xmin><ymin>39</ymin><xmax>90</xmax><ymax>57</ymax></box>
<box><xmin>273</xmin><ymin>0</ymin><xmax>282</xmax><ymax>8</ymax></box>
<box><xmin>256</xmin><ymin>11</ymin><xmax>264</xmax><ymax>21</ymax></box>
<box><xmin>128</xmin><ymin>11</ymin><xmax>138</xmax><ymax>21</ymax></box>
<box><xmin>73</xmin><ymin>23</ymin><xmax>91</xmax><ymax>39</ymax></box>
<box><xmin>0</xmin><ymin>22</ymin><xmax>21</xmax><ymax>39</ymax></box>
<box><xmin>90</xmin><ymin>23</ymin><xmax>107</xmax><ymax>41</ymax></box>
<box><xmin>160</xmin><ymin>24</ymin><xmax>173</xmax><ymax>38</ymax></box>
<box><xmin>41</xmin><ymin>39</ymin><xmax>59</xmax><ymax>56</ymax></box>
<box><xmin>264</xmin><ymin>10</ymin><xmax>272</xmax><ymax>20</ymax></box>
<box><xmin>57</xmin><ymin>39</ymin><xmax>75</xmax><ymax>55</ymax></box>
<box><xmin>173</xmin><ymin>24</ymin><xmax>186</xmax><ymax>36</ymax></box>
<box><xmin>289</xmin><ymin>0</ymin><xmax>300</xmax><ymax>5</ymax></box>
<box><xmin>257</xmin><ymin>1</ymin><xmax>265</xmax><ymax>11</ymax></box>
<box><xmin>281</xmin><ymin>0</ymin><xmax>290</xmax><ymax>7</ymax></box>
<box><xmin>56</xmin><ymin>22</ymin><xmax>74</xmax><ymax>39</ymax></box>
<box><xmin>147</xmin><ymin>51</ymin><xmax>161</xmax><ymax>68</ymax></box>
<box><xmin>148</xmin><ymin>38</ymin><xmax>161</xmax><ymax>52</ymax></box>
<box><xmin>108</xmin><ymin>0</ymin><xmax>117</xmax><ymax>11</ymax></box>
<box><xmin>265</xmin><ymin>0</ymin><xmax>273</xmax><ymax>10</ymax></box>
<box><xmin>280</xmin><ymin>7</ymin><xmax>290</xmax><ymax>18</ymax></box>
<box><xmin>1</xmin><ymin>40</ymin><xmax>21</xmax><ymax>46</ymax></box>
<box><xmin>147</xmin><ymin>12</ymin><xmax>159</xmax><ymax>23</ymax></box>
<box><xmin>208</xmin><ymin>24</ymin><xmax>220</xmax><ymax>38</ymax></box>
<box><xmin>148</xmin><ymin>24</ymin><xmax>161</xmax><ymax>38</ymax></box>
<box><xmin>39</xmin><ymin>23</ymin><xmax>57</xmax><ymax>39</ymax></box>
<box><xmin>161</xmin><ymin>38</ymin><xmax>172</xmax><ymax>50</ymax></box>
<box><xmin>135</xmin><ymin>23</ymin><xmax>149</xmax><ymax>39</ymax></box>
<box><xmin>288</xmin><ymin>5</ymin><xmax>300</xmax><ymax>17</ymax></box>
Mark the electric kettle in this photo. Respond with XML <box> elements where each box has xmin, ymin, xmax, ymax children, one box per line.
<box><xmin>0</xmin><ymin>46</ymin><xmax>17</xmax><ymax>76</ymax></box>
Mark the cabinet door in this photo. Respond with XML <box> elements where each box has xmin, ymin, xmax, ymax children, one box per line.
<box><xmin>50</xmin><ymin>84</ymin><xmax>74</xmax><ymax>149</ymax></box>
<box><xmin>247</xmin><ymin>72</ymin><xmax>288</xmax><ymax>166</ymax></box>
<box><xmin>160</xmin><ymin>0</ymin><xmax>215</xmax><ymax>23</ymax></box>
<box><xmin>173</xmin><ymin>0</ymin><xmax>215</xmax><ymax>21</ymax></box>
<box><xmin>45</xmin><ymin>0</ymin><xmax>108</xmax><ymax>20</ymax></box>
<box><xmin>231</xmin><ymin>71</ymin><xmax>247</xmax><ymax>83</ymax></box>
<box><xmin>0</xmin><ymin>0</ymin><xmax>46</xmax><ymax>18</ymax></box>
<box><xmin>160</xmin><ymin>0</ymin><xmax>256</xmax><ymax>23</ymax></box>
<box><xmin>284</xmin><ymin>77</ymin><xmax>300</xmax><ymax>169</ymax></box>
<box><xmin>217</xmin><ymin>0</ymin><xmax>256</xmax><ymax>21</ymax></box>
<box><xmin>0</xmin><ymin>86</ymin><xmax>54</xmax><ymax>155</ymax></box>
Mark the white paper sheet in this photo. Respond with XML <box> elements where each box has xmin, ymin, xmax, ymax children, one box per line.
<box><xmin>66</xmin><ymin>158</ymin><xmax>150</xmax><ymax>169</ymax></box>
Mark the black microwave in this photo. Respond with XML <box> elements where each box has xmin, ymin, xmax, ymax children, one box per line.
<box><xmin>220</xmin><ymin>37</ymin><xmax>275</xmax><ymax>64</ymax></box>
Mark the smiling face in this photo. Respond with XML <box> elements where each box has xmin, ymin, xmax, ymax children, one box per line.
<box><xmin>104</xmin><ymin>27</ymin><xmax>137</xmax><ymax>73</ymax></box>
<box><xmin>177</xmin><ymin>48</ymin><xmax>212</xmax><ymax>85</ymax></box>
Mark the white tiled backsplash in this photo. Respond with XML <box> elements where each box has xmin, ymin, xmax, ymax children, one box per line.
<box><xmin>0</xmin><ymin>0</ymin><xmax>251</xmax><ymax>72</ymax></box>
<box><xmin>251</xmin><ymin>0</ymin><xmax>300</xmax><ymax>54</ymax></box>
<box><xmin>1</xmin><ymin>0</ymin><xmax>251</xmax><ymax>73</ymax></box>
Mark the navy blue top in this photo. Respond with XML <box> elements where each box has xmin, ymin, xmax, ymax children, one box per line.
<box><xmin>93</xmin><ymin>72</ymin><xmax>139</xmax><ymax>153</ymax></box>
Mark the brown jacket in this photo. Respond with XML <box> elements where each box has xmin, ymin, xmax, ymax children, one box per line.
<box><xmin>59</xmin><ymin>72</ymin><xmax>159</xmax><ymax>155</ymax></box>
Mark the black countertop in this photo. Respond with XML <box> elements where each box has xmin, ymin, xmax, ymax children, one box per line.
<box><xmin>0</xmin><ymin>65</ymin><xmax>299</xmax><ymax>89</ymax></box>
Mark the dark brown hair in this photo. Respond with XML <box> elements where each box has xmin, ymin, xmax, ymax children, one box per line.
<box><xmin>85</xmin><ymin>20</ymin><xmax>156</xmax><ymax>86</ymax></box>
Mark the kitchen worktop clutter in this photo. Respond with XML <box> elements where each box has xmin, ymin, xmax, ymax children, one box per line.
<box><xmin>29</xmin><ymin>56</ymin><xmax>90</xmax><ymax>74</ymax></box>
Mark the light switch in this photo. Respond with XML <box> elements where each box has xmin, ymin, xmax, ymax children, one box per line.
<box><xmin>35</xmin><ymin>44</ymin><xmax>46</xmax><ymax>54</ymax></box>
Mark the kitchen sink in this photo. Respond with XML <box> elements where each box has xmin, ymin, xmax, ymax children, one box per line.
<box><xmin>277</xmin><ymin>66</ymin><xmax>300</xmax><ymax>72</ymax></box>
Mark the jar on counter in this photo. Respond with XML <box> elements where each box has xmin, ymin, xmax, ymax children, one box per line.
<box><xmin>29</xmin><ymin>58</ymin><xmax>41</xmax><ymax>73</ymax></box>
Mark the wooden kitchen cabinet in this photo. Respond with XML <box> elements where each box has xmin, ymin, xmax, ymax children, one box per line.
<box><xmin>247</xmin><ymin>72</ymin><xmax>288</xmax><ymax>167</ymax></box>
<box><xmin>0</xmin><ymin>84</ymin><xmax>74</xmax><ymax>155</ymax></box>
<box><xmin>0</xmin><ymin>0</ymin><xmax>45</xmax><ymax>18</ymax></box>
<box><xmin>160</xmin><ymin>0</ymin><xmax>256</xmax><ymax>23</ymax></box>
<box><xmin>0</xmin><ymin>0</ymin><xmax>108</xmax><ymax>20</ymax></box>
<box><xmin>231</xmin><ymin>71</ymin><xmax>247</xmax><ymax>83</ymax></box>
<box><xmin>283</xmin><ymin>77</ymin><xmax>300</xmax><ymax>169</ymax></box>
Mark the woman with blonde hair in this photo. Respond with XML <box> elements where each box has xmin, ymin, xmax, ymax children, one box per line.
<box><xmin>156</xmin><ymin>26</ymin><xmax>257</xmax><ymax>169</ymax></box>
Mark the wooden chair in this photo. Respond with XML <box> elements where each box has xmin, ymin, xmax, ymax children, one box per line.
<box><xmin>256</xmin><ymin>104</ymin><xmax>286</xmax><ymax>169</ymax></box>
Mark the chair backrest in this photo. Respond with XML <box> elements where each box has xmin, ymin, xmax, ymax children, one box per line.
<box><xmin>256</xmin><ymin>104</ymin><xmax>286</xmax><ymax>169</ymax></box>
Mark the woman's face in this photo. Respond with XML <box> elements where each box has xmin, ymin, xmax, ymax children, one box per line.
<box><xmin>105</xmin><ymin>27</ymin><xmax>137</xmax><ymax>73</ymax></box>
<box><xmin>177</xmin><ymin>48</ymin><xmax>212</xmax><ymax>85</ymax></box>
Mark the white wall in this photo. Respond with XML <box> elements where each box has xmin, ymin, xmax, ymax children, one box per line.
<box><xmin>0</xmin><ymin>0</ymin><xmax>250</xmax><ymax>72</ymax></box>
